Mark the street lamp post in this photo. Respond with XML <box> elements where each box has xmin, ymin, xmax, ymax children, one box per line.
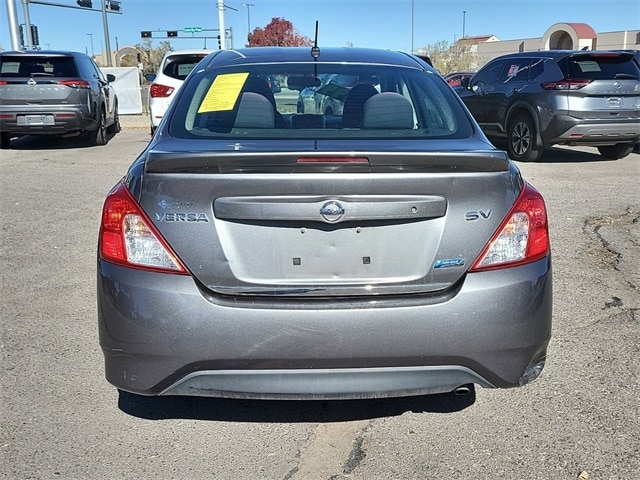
<box><xmin>87</xmin><ymin>33</ymin><xmax>95</xmax><ymax>57</ymax></box>
<box><xmin>462</xmin><ymin>10</ymin><xmax>466</xmax><ymax>39</ymax></box>
<box><xmin>242</xmin><ymin>3</ymin><xmax>254</xmax><ymax>43</ymax></box>
<box><xmin>411</xmin><ymin>0</ymin><xmax>414</xmax><ymax>53</ymax></box>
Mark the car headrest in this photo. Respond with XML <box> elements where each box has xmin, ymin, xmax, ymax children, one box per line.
<box><xmin>234</xmin><ymin>92</ymin><xmax>275</xmax><ymax>129</ymax></box>
<box><xmin>362</xmin><ymin>92</ymin><xmax>414</xmax><ymax>129</ymax></box>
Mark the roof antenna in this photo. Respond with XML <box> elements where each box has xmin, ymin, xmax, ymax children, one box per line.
<box><xmin>311</xmin><ymin>21</ymin><xmax>320</xmax><ymax>59</ymax></box>
<box><xmin>311</xmin><ymin>21</ymin><xmax>320</xmax><ymax>78</ymax></box>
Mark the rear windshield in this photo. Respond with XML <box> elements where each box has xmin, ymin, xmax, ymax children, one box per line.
<box><xmin>170</xmin><ymin>62</ymin><xmax>473</xmax><ymax>140</ymax></box>
<box><xmin>162</xmin><ymin>54</ymin><xmax>208</xmax><ymax>81</ymax></box>
<box><xmin>0</xmin><ymin>55</ymin><xmax>78</xmax><ymax>77</ymax></box>
<box><xmin>561</xmin><ymin>53</ymin><xmax>640</xmax><ymax>80</ymax></box>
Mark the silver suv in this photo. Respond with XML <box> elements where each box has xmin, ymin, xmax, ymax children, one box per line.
<box><xmin>459</xmin><ymin>50</ymin><xmax>640</xmax><ymax>161</ymax></box>
<box><xmin>0</xmin><ymin>50</ymin><xmax>120</xmax><ymax>149</ymax></box>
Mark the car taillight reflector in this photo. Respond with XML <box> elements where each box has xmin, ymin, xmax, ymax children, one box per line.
<box><xmin>541</xmin><ymin>78</ymin><xmax>592</xmax><ymax>90</ymax></box>
<box><xmin>57</xmin><ymin>79</ymin><xmax>90</xmax><ymax>88</ymax></box>
<box><xmin>470</xmin><ymin>182</ymin><xmax>549</xmax><ymax>271</ymax></box>
<box><xmin>150</xmin><ymin>83</ymin><xmax>175</xmax><ymax>98</ymax></box>
<box><xmin>99</xmin><ymin>181</ymin><xmax>188</xmax><ymax>274</ymax></box>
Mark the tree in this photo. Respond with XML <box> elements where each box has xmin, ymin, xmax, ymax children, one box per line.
<box><xmin>129</xmin><ymin>39</ymin><xmax>172</xmax><ymax>76</ymax></box>
<box><xmin>248</xmin><ymin>18</ymin><xmax>311</xmax><ymax>47</ymax></box>
<box><xmin>415</xmin><ymin>40</ymin><xmax>479</xmax><ymax>74</ymax></box>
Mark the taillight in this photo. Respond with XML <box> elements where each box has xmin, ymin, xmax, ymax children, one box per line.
<box><xmin>470</xmin><ymin>182</ymin><xmax>549</xmax><ymax>271</ymax></box>
<box><xmin>149</xmin><ymin>83</ymin><xmax>175</xmax><ymax>98</ymax></box>
<box><xmin>57</xmin><ymin>79</ymin><xmax>90</xmax><ymax>88</ymax></box>
<box><xmin>541</xmin><ymin>78</ymin><xmax>592</xmax><ymax>90</ymax></box>
<box><xmin>99</xmin><ymin>181</ymin><xmax>188</xmax><ymax>274</ymax></box>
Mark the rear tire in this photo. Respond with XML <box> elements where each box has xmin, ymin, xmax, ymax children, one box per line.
<box><xmin>597</xmin><ymin>143</ymin><xmax>634</xmax><ymax>160</ymax></box>
<box><xmin>0</xmin><ymin>133</ymin><xmax>10</xmax><ymax>149</ymax></box>
<box><xmin>89</xmin><ymin>108</ymin><xmax>107</xmax><ymax>146</ymax></box>
<box><xmin>507</xmin><ymin>114</ymin><xmax>543</xmax><ymax>162</ymax></box>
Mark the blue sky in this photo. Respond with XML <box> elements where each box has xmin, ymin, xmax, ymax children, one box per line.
<box><xmin>1</xmin><ymin>0</ymin><xmax>639</xmax><ymax>54</ymax></box>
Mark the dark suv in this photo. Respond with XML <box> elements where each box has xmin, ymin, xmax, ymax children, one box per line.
<box><xmin>0</xmin><ymin>50</ymin><xmax>120</xmax><ymax>149</ymax></box>
<box><xmin>458</xmin><ymin>50</ymin><xmax>640</xmax><ymax>161</ymax></box>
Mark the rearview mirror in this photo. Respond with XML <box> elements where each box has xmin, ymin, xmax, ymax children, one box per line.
<box><xmin>286</xmin><ymin>76</ymin><xmax>321</xmax><ymax>91</ymax></box>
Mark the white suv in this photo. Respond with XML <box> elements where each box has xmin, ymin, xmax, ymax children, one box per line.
<box><xmin>145</xmin><ymin>49</ymin><xmax>209</xmax><ymax>134</ymax></box>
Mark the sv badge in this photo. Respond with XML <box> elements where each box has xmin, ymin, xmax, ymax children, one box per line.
<box><xmin>465</xmin><ymin>209</ymin><xmax>492</xmax><ymax>221</ymax></box>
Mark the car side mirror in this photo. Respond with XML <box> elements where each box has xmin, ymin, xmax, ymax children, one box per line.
<box><xmin>106</xmin><ymin>74</ymin><xmax>116</xmax><ymax>83</ymax></box>
<box><xmin>144</xmin><ymin>73</ymin><xmax>156</xmax><ymax>83</ymax></box>
<box><xmin>472</xmin><ymin>81</ymin><xmax>485</xmax><ymax>94</ymax></box>
<box><xmin>460</xmin><ymin>76</ymin><xmax>470</xmax><ymax>89</ymax></box>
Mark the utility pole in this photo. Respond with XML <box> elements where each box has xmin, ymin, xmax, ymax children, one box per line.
<box><xmin>6</xmin><ymin>0</ymin><xmax>23</xmax><ymax>50</ymax></box>
<box><xmin>217</xmin><ymin>0</ymin><xmax>226</xmax><ymax>50</ymax></box>
<box><xmin>101</xmin><ymin>0</ymin><xmax>113</xmax><ymax>66</ymax></box>
<box><xmin>21</xmin><ymin>0</ymin><xmax>33</xmax><ymax>49</ymax></box>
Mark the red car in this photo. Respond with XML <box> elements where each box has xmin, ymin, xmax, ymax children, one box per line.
<box><xmin>444</xmin><ymin>71</ymin><xmax>474</xmax><ymax>87</ymax></box>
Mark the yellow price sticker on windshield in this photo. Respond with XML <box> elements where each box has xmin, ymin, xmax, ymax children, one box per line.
<box><xmin>198</xmin><ymin>72</ymin><xmax>249</xmax><ymax>113</ymax></box>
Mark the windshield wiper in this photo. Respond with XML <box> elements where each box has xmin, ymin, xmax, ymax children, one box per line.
<box><xmin>614</xmin><ymin>73</ymin><xmax>638</xmax><ymax>79</ymax></box>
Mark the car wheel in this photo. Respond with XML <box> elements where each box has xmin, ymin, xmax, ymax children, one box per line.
<box><xmin>507</xmin><ymin>114</ymin><xmax>543</xmax><ymax>162</ymax></box>
<box><xmin>597</xmin><ymin>143</ymin><xmax>634</xmax><ymax>160</ymax></box>
<box><xmin>89</xmin><ymin>108</ymin><xmax>107</xmax><ymax>146</ymax></box>
<box><xmin>0</xmin><ymin>133</ymin><xmax>10</xmax><ymax>149</ymax></box>
<box><xmin>107</xmin><ymin>103</ymin><xmax>121</xmax><ymax>134</ymax></box>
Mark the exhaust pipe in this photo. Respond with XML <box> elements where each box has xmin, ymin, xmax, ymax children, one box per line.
<box><xmin>454</xmin><ymin>385</ymin><xmax>472</xmax><ymax>396</ymax></box>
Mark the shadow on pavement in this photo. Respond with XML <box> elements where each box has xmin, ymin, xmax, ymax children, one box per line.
<box><xmin>117</xmin><ymin>387</ymin><xmax>476</xmax><ymax>422</ymax></box>
<box><xmin>491</xmin><ymin>140</ymin><xmax>628</xmax><ymax>163</ymax></box>
<box><xmin>2</xmin><ymin>132</ymin><xmax>119</xmax><ymax>150</ymax></box>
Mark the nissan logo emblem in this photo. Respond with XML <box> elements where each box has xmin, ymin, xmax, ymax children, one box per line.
<box><xmin>319</xmin><ymin>201</ymin><xmax>345</xmax><ymax>223</ymax></box>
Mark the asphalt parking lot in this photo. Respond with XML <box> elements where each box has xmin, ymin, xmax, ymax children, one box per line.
<box><xmin>1</xmin><ymin>121</ymin><xmax>638</xmax><ymax>479</ymax></box>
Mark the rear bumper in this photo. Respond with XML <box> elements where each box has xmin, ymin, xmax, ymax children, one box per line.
<box><xmin>148</xmin><ymin>98</ymin><xmax>169</xmax><ymax>128</ymax></box>
<box><xmin>543</xmin><ymin>114</ymin><xmax>640</xmax><ymax>146</ymax></box>
<box><xmin>160</xmin><ymin>366</ymin><xmax>496</xmax><ymax>399</ymax></box>
<box><xmin>98</xmin><ymin>257</ymin><xmax>552</xmax><ymax>399</ymax></box>
<box><xmin>0</xmin><ymin>106</ymin><xmax>95</xmax><ymax>136</ymax></box>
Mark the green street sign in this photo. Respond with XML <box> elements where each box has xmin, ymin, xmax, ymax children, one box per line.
<box><xmin>183</xmin><ymin>27</ymin><xmax>203</xmax><ymax>33</ymax></box>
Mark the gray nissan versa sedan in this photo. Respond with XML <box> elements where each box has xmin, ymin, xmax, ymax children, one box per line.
<box><xmin>97</xmin><ymin>47</ymin><xmax>552</xmax><ymax>400</ymax></box>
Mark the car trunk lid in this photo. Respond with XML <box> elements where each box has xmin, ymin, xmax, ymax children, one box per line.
<box><xmin>137</xmin><ymin>144</ymin><xmax>521</xmax><ymax>297</ymax></box>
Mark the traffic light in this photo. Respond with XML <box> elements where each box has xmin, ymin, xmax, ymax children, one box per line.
<box><xmin>107</xmin><ymin>0</ymin><xmax>121</xmax><ymax>12</ymax></box>
<box><xmin>140</xmin><ymin>31</ymin><xmax>152</xmax><ymax>38</ymax></box>
<box><xmin>167</xmin><ymin>31</ymin><xmax>178</xmax><ymax>38</ymax></box>
<box><xmin>77</xmin><ymin>0</ymin><xmax>92</xmax><ymax>7</ymax></box>
<box><xmin>217</xmin><ymin>35</ymin><xmax>221</xmax><ymax>49</ymax></box>
<box><xmin>30</xmin><ymin>25</ymin><xmax>39</xmax><ymax>47</ymax></box>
